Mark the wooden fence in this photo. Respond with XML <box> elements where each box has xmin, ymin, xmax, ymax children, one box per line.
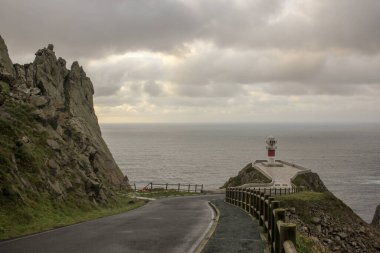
<box><xmin>225</xmin><ymin>187</ymin><xmax>303</xmax><ymax>253</ymax></box>
<box><xmin>135</xmin><ymin>182</ymin><xmax>204</xmax><ymax>193</ymax></box>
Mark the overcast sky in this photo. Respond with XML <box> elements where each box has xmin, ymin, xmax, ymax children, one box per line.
<box><xmin>1</xmin><ymin>0</ymin><xmax>379</xmax><ymax>123</ymax></box>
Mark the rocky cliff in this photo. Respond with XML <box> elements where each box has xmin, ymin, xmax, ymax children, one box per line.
<box><xmin>372</xmin><ymin>203</ymin><xmax>380</xmax><ymax>232</ymax></box>
<box><xmin>0</xmin><ymin>35</ymin><xmax>128</xmax><ymax>207</ymax></box>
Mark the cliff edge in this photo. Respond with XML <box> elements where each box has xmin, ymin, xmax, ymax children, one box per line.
<box><xmin>0</xmin><ymin>35</ymin><xmax>128</xmax><ymax>209</ymax></box>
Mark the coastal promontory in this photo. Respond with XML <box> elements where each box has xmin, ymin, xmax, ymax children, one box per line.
<box><xmin>0</xmin><ymin>36</ymin><xmax>133</xmax><ymax>239</ymax></box>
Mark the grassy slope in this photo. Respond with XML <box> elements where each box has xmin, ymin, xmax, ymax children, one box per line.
<box><xmin>0</xmin><ymin>99</ymin><xmax>146</xmax><ymax>240</ymax></box>
<box><xmin>275</xmin><ymin>192</ymin><xmax>334</xmax><ymax>253</ymax></box>
<box><xmin>0</xmin><ymin>194</ymin><xmax>144</xmax><ymax>240</ymax></box>
<box><xmin>276</xmin><ymin>191</ymin><xmax>380</xmax><ymax>253</ymax></box>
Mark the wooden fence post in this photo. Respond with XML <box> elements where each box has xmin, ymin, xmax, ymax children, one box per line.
<box><xmin>273</xmin><ymin>209</ymin><xmax>286</xmax><ymax>253</ymax></box>
<box><xmin>245</xmin><ymin>189</ymin><xmax>249</xmax><ymax>212</ymax></box>
<box><xmin>263</xmin><ymin>194</ymin><xmax>270</xmax><ymax>232</ymax></box>
<box><xmin>178</xmin><ymin>183</ymin><xmax>180</xmax><ymax>191</ymax></box>
<box><xmin>234</xmin><ymin>188</ymin><xmax>237</xmax><ymax>206</ymax></box>
<box><xmin>259</xmin><ymin>192</ymin><xmax>265</xmax><ymax>226</ymax></box>
<box><xmin>270</xmin><ymin>201</ymin><xmax>281</xmax><ymax>253</ymax></box>
<box><xmin>267</xmin><ymin>197</ymin><xmax>275</xmax><ymax>228</ymax></box>
<box><xmin>280</xmin><ymin>223</ymin><xmax>297</xmax><ymax>253</ymax></box>
<box><xmin>249</xmin><ymin>189</ymin><xmax>254</xmax><ymax>214</ymax></box>
<box><xmin>240</xmin><ymin>188</ymin><xmax>244</xmax><ymax>208</ymax></box>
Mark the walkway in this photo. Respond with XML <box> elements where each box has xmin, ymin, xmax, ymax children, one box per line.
<box><xmin>0</xmin><ymin>195</ymin><xmax>223</xmax><ymax>253</ymax></box>
<box><xmin>254</xmin><ymin>160</ymin><xmax>310</xmax><ymax>188</ymax></box>
<box><xmin>202</xmin><ymin>199</ymin><xmax>264</xmax><ymax>253</ymax></box>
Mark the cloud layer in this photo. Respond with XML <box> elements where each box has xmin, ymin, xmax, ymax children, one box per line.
<box><xmin>1</xmin><ymin>0</ymin><xmax>379</xmax><ymax>122</ymax></box>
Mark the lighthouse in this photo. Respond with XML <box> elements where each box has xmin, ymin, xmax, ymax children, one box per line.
<box><xmin>266</xmin><ymin>136</ymin><xmax>277</xmax><ymax>165</ymax></box>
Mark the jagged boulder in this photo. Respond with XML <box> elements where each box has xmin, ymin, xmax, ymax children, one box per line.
<box><xmin>221</xmin><ymin>163</ymin><xmax>271</xmax><ymax>188</ymax></box>
<box><xmin>372</xmin><ymin>203</ymin><xmax>380</xmax><ymax>232</ymax></box>
<box><xmin>0</xmin><ymin>36</ymin><xmax>16</xmax><ymax>81</ymax></box>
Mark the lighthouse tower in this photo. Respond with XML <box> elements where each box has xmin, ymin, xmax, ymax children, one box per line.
<box><xmin>266</xmin><ymin>136</ymin><xmax>277</xmax><ymax>165</ymax></box>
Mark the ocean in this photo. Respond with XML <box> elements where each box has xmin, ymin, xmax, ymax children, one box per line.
<box><xmin>100</xmin><ymin>123</ymin><xmax>380</xmax><ymax>223</ymax></box>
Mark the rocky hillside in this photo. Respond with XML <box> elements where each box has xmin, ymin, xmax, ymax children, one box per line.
<box><xmin>280</xmin><ymin>174</ymin><xmax>380</xmax><ymax>252</ymax></box>
<box><xmin>292</xmin><ymin>172</ymin><xmax>328</xmax><ymax>192</ymax></box>
<box><xmin>279</xmin><ymin>192</ymin><xmax>380</xmax><ymax>253</ymax></box>
<box><xmin>223</xmin><ymin>161</ymin><xmax>380</xmax><ymax>252</ymax></box>
<box><xmin>0</xmin><ymin>35</ymin><xmax>129</xmax><ymax>209</ymax></box>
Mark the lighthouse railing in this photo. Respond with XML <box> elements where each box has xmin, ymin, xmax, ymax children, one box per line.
<box><xmin>225</xmin><ymin>187</ymin><xmax>302</xmax><ymax>253</ymax></box>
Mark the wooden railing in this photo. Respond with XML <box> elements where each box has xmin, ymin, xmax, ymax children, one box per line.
<box><xmin>138</xmin><ymin>182</ymin><xmax>204</xmax><ymax>193</ymax></box>
<box><xmin>225</xmin><ymin>187</ymin><xmax>302</xmax><ymax>253</ymax></box>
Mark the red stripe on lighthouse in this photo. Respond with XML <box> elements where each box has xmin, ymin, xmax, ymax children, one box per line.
<box><xmin>268</xmin><ymin>149</ymin><xmax>275</xmax><ymax>157</ymax></box>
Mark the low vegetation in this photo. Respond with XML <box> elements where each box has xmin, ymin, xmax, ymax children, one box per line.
<box><xmin>297</xmin><ymin>233</ymin><xmax>331</xmax><ymax>253</ymax></box>
<box><xmin>0</xmin><ymin>101</ymin><xmax>145</xmax><ymax>240</ymax></box>
<box><xmin>0</xmin><ymin>193</ymin><xmax>144</xmax><ymax>240</ymax></box>
<box><xmin>276</xmin><ymin>191</ymin><xmax>380</xmax><ymax>252</ymax></box>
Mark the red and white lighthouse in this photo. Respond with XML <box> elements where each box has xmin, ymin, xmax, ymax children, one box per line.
<box><xmin>266</xmin><ymin>136</ymin><xmax>277</xmax><ymax>165</ymax></box>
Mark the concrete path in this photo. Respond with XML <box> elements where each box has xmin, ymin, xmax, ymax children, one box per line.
<box><xmin>202</xmin><ymin>199</ymin><xmax>264</xmax><ymax>253</ymax></box>
<box><xmin>254</xmin><ymin>161</ymin><xmax>307</xmax><ymax>188</ymax></box>
<box><xmin>0</xmin><ymin>195</ymin><xmax>223</xmax><ymax>253</ymax></box>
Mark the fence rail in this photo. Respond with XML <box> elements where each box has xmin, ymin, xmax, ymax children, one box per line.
<box><xmin>130</xmin><ymin>182</ymin><xmax>204</xmax><ymax>193</ymax></box>
<box><xmin>226</xmin><ymin>187</ymin><xmax>303</xmax><ymax>253</ymax></box>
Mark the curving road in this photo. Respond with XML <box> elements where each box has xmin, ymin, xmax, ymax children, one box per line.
<box><xmin>0</xmin><ymin>195</ymin><xmax>223</xmax><ymax>253</ymax></box>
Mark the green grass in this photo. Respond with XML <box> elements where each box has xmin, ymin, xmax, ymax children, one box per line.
<box><xmin>275</xmin><ymin>191</ymin><xmax>341</xmax><ymax>253</ymax></box>
<box><xmin>297</xmin><ymin>233</ymin><xmax>331</xmax><ymax>253</ymax></box>
<box><xmin>0</xmin><ymin>81</ymin><xmax>10</xmax><ymax>94</ymax></box>
<box><xmin>0</xmin><ymin>193</ymin><xmax>145</xmax><ymax>240</ymax></box>
<box><xmin>275</xmin><ymin>191</ymin><xmax>327</xmax><ymax>224</ymax></box>
<box><xmin>131</xmin><ymin>189</ymin><xmax>202</xmax><ymax>199</ymax></box>
<box><xmin>276</xmin><ymin>191</ymin><xmax>326</xmax><ymax>202</ymax></box>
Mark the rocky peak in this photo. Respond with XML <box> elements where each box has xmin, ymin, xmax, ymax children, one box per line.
<box><xmin>0</xmin><ymin>35</ymin><xmax>128</xmax><ymax>204</ymax></box>
<box><xmin>372</xmin><ymin>203</ymin><xmax>380</xmax><ymax>232</ymax></box>
<box><xmin>0</xmin><ymin>35</ymin><xmax>16</xmax><ymax>81</ymax></box>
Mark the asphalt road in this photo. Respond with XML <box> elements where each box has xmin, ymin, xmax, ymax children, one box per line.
<box><xmin>202</xmin><ymin>199</ymin><xmax>264</xmax><ymax>253</ymax></box>
<box><xmin>0</xmin><ymin>195</ymin><xmax>223</xmax><ymax>253</ymax></box>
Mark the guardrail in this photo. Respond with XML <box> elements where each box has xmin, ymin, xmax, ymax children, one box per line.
<box><xmin>137</xmin><ymin>182</ymin><xmax>204</xmax><ymax>193</ymax></box>
<box><xmin>226</xmin><ymin>187</ymin><xmax>302</xmax><ymax>253</ymax></box>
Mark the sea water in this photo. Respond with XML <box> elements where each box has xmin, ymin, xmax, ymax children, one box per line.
<box><xmin>100</xmin><ymin>123</ymin><xmax>380</xmax><ymax>223</ymax></box>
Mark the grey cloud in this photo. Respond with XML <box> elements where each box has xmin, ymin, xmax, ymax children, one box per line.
<box><xmin>169</xmin><ymin>47</ymin><xmax>380</xmax><ymax>96</ymax></box>
<box><xmin>86</xmin><ymin>53</ymin><xmax>165</xmax><ymax>96</ymax></box>
<box><xmin>0</xmin><ymin>0</ymin><xmax>201</xmax><ymax>59</ymax></box>
<box><xmin>143</xmin><ymin>81</ymin><xmax>162</xmax><ymax>96</ymax></box>
<box><xmin>175</xmin><ymin>82</ymin><xmax>245</xmax><ymax>97</ymax></box>
<box><xmin>2</xmin><ymin>0</ymin><xmax>380</xmax><ymax>61</ymax></box>
<box><xmin>1</xmin><ymin>0</ymin><xmax>380</xmax><ymax>123</ymax></box>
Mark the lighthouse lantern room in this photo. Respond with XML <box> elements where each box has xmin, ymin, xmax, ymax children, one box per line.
<box><xmin>266</xmin><ymin>136</ymin><xmax>277</xmax><ymax>165</ymax></box>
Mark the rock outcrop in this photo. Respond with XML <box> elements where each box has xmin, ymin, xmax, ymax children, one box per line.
<box><xmin>0</xmin><ymin>36</ymin><xmax>16</xmax><ymax>81</ymax></box>
<box><xmin>281</xmin><ymin>192</ymin><xmax>380</xmax><ymax>252</ymax></box>
<box><xmin>292</xmin><ymin>171</ymin><xmax>328</xmax><ymax>192</ymax></box>
<box><xmin>221</xmin><ymin>163</ymin><xmax>271</xmax><ymax>188</ymax></box>
<box><xmin>372</xmin><ymin>203</ymin><xmax>380</xmax><ymax>232</ymax></box>
<box><xmin>0</xmin><ymin>35</ymin><xmax>128</xmax><ymax>205</ymax></box>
